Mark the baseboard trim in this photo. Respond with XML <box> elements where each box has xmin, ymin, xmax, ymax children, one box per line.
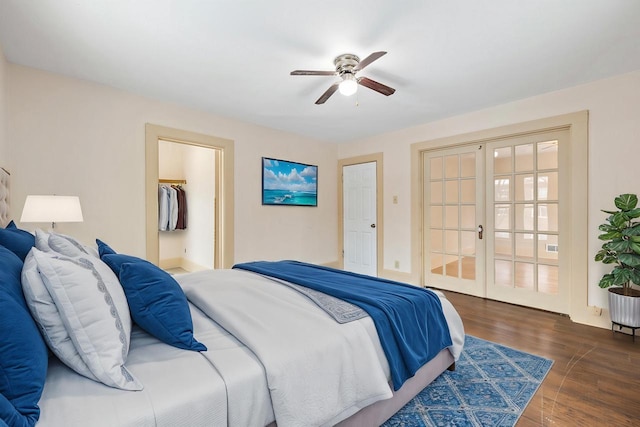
<box><xmin>159</xmin><ymin>257</ymin><xmax>209</xmax><ymax>272</ymax></box>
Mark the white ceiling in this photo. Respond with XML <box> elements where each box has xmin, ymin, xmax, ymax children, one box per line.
<box><xmin>1</xmin><ymin>0</ymin><xmax>639</xmax><ymax>143</ymax></box>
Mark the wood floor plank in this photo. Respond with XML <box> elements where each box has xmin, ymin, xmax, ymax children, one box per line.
<box><xmin>441</xmin><ymin>290</ymin><xmax>640</xmax><ymax>426</ymax></box>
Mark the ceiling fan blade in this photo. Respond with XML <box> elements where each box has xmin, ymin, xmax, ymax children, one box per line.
<box><xmin>315</xmin><ymin>82</ymin><xmax>340</xmax><ymax>104</ymax></box>
<box><xmin>357</xmin><ymin>77</ymin><xmax>396</xmax><ymax>96</ymax></box>
<box><xmin>353</xmin><ymin>51</ymin><xmax>387</xmax><ymax>72</ymax></box>
<box><xmin>290</xmin><ymin>70</ymin><xmax>336</xmax><ymax>76</ymax></box>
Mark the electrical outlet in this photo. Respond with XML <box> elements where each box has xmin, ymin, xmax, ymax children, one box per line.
<box><xmin>588</xmin><ymin>306</ymin><xmax>602</xmax><ymax>316</ymax></box>
<box><xmin>394</xmin><ymin>260</ymin><xmax>400</xmax><ymax>269</ymax></box>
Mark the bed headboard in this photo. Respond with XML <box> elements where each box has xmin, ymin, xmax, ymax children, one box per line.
<box><xmin>0</xmin><ymin>167</ymin><xmax>10</xmax><ymax>227</ymax></box>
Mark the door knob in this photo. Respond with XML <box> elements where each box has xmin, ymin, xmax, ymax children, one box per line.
<box><xmin>370</xmin><ymin>224</ymin><xmax>376</xmax><ymax>228</ymax></box>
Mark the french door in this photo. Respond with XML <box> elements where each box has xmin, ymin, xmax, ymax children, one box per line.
<box><xmin>423</xmin><ymin>144</ymin><xmax>485</xmax><ymax>297</ymax></box>
<box><xmin>423</xmin><ymin>129</ymin><xmax>570</xmax><ymax>314</ymax></box>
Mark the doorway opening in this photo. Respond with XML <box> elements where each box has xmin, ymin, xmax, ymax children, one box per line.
<box><xmin>145</xmin><ymin>124</ymin><xmax>235</xmax><ymax>269</ymax></box>
<box><xmin>158</xmin><ymin>140</ymin><xmax>218</xmax><ymax>272</ymax></box>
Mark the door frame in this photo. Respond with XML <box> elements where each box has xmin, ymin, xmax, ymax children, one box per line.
<box><xmin>410</xmin><ymin>111</ymin><xmax>590</xmax><ymax>323</ymax></box>
<box><xmin>145</xmin><ymin>123</ymin><xmax>235</xmax><ymax>268</ymax></box>
<box><xmin>338</xmin><ymin>153</ymin><xmax>383</xmax><ymax>275</ymax></box>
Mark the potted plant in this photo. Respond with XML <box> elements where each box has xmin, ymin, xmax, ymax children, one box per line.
<box><xmin>595</xmin><ymin>193</ymin><xmax>640</xmax><ymax>330</ymax></box>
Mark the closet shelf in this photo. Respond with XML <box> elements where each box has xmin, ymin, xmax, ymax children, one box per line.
<box><xmin>159</xmin><ymin>179</ymin><xmax>186</xmax><ymax>184</ymax></box>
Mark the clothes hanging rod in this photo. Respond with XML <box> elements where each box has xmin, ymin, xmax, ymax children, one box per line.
<box><xmin>159</xmin><ymin>179</ymin><xmax>186</xmax><ymax>184</ymax></box>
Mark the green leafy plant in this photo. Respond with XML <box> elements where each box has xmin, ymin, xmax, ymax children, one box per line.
<box><xmin>595</xmin><ymin>193</ymin><xmax>640</xmax><ymax>295</ymax></box>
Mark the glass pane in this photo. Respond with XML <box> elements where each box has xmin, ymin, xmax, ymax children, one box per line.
<box><xmin>515</xmin><ymin>262</ymin><xmax>535</xmax><ymax>290</ymax></box>
<box><xmin>515</xmin><ymin>233</ymin><xmax>534</xmax><ymax>259</ymax></box>
<box><xmin>538</xmin><ymin>264</ymin><xmax>559</xmax><ymax>295</ymax></box>
<box><xmin>538</xmin><ymin>234</ymin><xmax>559</xmax><ymax>262</ymax></box>
<box><xmin>430</xmin><ymin>206</ymin><xmax>443</xmax><ymax>228</ymax></box>
<box><xmin>460</xmin><ymin>153</ymin><xmax>475</xmax><ymax>177</ymax></box>
<box><xmin>494</xmin><ymin>147</ymin><xmax>512</xmax><ymax>174</ymax></box>
<box><xmin>430</xmin><ymin>253</ymin><xmax>444</xmax><ymax>275</ymax></box>
<box><xmin>461</xmin><ymin>205</ymin><xmax>475</xmax><ymax>229</ymax></box>
<box><xmin>462</xmin><ymin>256</ymin><xmax>475</xmax><ymax>280</ymax></box>
<box><xmin>495</xmin><ymin>232</ymin><xmax>512</xmax><ymax>257</ymax></box>
<box><xmin>461</xmin><ymin>179</ymin><xmax>475</xmax><ymax>203</ymax></box>
<box><xmin>430</xmin><ymin>181</ymin><xmax>442</xmax><ymax>203</ymax></box>
<box><xmin>515</xmin><ymin>204</ymin><xmax>535</xmax><ymax>231</ymax></box>
<box><xmin>430</xmin><ymin>157</ymin><xmax>443</xmax><ymax>180</ymax></box>
<box><xmin>515</xmin><ymin>174</ymin><xmax>534</xmax><ymax>201</ymax></box>
<box><xmin>445</xmin><ymin>230</ymin><xmax>458</xmax><ymax>253</ymax></box>
<box><xmin>445</xmin><ymin>206</ymin><xmax>458</xmax><ymax>228</ymax></box>
<box><xmin>430</xmin><ymin>229</ymin><xmax>443</xmax><ymax>252</ymax></box>
<box><xmin>495</xmin><ymin>260</ymin><xmax>512</xmax><ymax>287</ymax></box>
<box><xmin>515</xmin><ymin>144</ymin><xmax>534</xmax><ymax>172</ymax></box>
<box><xmin>494</xmin><ymin>177</ymin><xmax>510</xmax><ymax>201</ymax></box>
<box><xmin>538</xmin><ymin>140</ymin><xmax>558</xmax><ymax>169</ymax></box>
<box><xmin>445</xmin><ymin>181</ymin><xmax>459</xmax><ymax>204</ymax></box>
<box><xmin>494</xmin><ymin>204</ymin><xmax>511</xmax><ymax>230</ymax></box>
<box><xmin>461</xmin><ymin>231</ymin><xmax>475</xmax><ymax>256</ymax></box>
<box><xmin>538</xmin><ymin>203</ymin><xmax>558</xmax><ymax>232</ymax></box>
<box><xmin>445</xmin><ymin>155</ymin><xmax>459</xmax><ymax>178</ymax></box>
<box><xmin>445</xmin><ymin>255</ymin><xmax>459</xmax><ymax>278</ymax></box>
<box><xmin>538</xmin><ymin>172</ymin><xmax>558</xmax><ymax>201</ymax></box>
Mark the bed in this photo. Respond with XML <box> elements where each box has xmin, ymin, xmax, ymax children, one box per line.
<box><xmin>0</xmin><ymin>183</ymin><xmax>464</xmax><ymax>427</ymax></box>
<box><xmin>37</xmin><ymin>267</ymin><xmax>463</xmax><ymax>427</ymax></box>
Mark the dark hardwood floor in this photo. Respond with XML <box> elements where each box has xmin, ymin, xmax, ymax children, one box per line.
<box><xmin>441</xmin><ymin>291</ymin><xmax>640</xmax><ymax>427</ymax></box>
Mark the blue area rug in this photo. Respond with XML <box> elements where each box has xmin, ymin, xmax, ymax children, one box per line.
<box><xmin>383</xmin><ymin>335</ymin><xmax>553</xmax><ymax>427</ymax></box>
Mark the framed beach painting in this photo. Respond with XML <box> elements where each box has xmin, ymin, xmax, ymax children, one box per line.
<box><xmin>262</xmin><ymin>157</ymin><xmax>318</xmax><ymax>206</ymax></box>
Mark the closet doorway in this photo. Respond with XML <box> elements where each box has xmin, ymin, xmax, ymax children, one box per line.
<box><xmin>158</xmin><ymin>141</ymin><xmax>217</xmax><ymax>272</ymax></box>
<box><xmin>145</xmin><ymin>124</ymin><xmax>235</xmax><ymax>269</ymax></box>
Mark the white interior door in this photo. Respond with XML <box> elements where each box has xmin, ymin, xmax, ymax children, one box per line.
<box><xmin>343</xmin><ymin>162</ymin><xmax>377</xmax><ymax>276</ymax></box>
<box><xmin>423</xmin><ymin>145</ymin><xmax>485</xmax><ymax>296</ymax></box>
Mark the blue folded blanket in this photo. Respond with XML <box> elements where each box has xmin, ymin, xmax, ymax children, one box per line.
<box><xmin>233</xmin><ymin>260</ymin><xmax>452</xmax><ymax>390</ymax></box>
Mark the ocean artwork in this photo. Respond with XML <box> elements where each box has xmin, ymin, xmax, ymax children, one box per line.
<box><xmin>262</xmin><ymin>158</ymin><xmax>317</xmax><ymax>206</ymax></box>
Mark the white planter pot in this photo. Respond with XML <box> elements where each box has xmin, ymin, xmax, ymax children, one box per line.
<box><xmin>608</xmin><ymin>287</ymin><xmax>640</xmax><ymax>328</ymax></box>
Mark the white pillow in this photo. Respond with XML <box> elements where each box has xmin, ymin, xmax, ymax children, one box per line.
<box><xmin>21</xmin><ymin>251</ymin><xmax>97</xmax><ymax>381</ymax></box>
<box><xmin>34</xmin><ymin>229</ymin><xmax>99</xmax><ymax>258</ymax></box>
<box><xmin>30</xmin><ymin>248</ymin><xmax>142</xmax><ymax>391</ymax></box>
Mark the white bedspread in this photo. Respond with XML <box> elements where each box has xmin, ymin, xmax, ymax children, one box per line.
<box><xmin>37</xmin><ymin>325</ymin><xmax>228</xmax><ymax>427</ymax></box>
<box><xmin>180</xmin><ymin>269</ymin><xmax>394</xmax><ymax>427</ymax></box>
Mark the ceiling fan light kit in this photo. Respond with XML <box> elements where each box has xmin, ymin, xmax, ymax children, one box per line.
<box><xmin>291</xmin><ymin>51</ymin><xmax>396</xmax><ymax>104</ymax></box>
<box><xmin>338</xmin><ymin>73</ymin><xmax>358</xmax><ymax>96</ymax></box>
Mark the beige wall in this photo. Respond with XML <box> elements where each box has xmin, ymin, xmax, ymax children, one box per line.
<box><xmin>7</xmin><ymin>64</ymin><xmax>338</xmax><ymax>265</ymax></box>
<box><xmin>338</xmin><ymin>70</ymin><xmax>640</xmax><ymax>311</ymax></box>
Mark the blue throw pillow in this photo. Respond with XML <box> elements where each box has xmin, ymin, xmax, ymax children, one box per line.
<box><xmin>96</xmin><ymin>238</ymin><xmax>116</xmax><ymax>257</ymax></box>
<box><xmin>0</xmin><ymin>245</ymin><xmax>27</xmax><ymax>310</ymax></box>
<box><xmin>1</xmin><ymin>393</ymin><xmax>25</xmax><ymax>427</ymax></box>
<box><xmin>118</xmin><ymin>262</ymin><xmax>206</xmax><ymax>352</ymax></box>
<box><xmin>0</xmin><ymin>291</ymin><xmax>48</xmax><ymax>427</ymax></box>
<box><xmin>102</xmin><ymin>253</ymin><xmax>149</xmax><ymax>276</ymax></box>
<box><xmin>0</xmin><ymin>221</ymin><xmax>35</xmax><ymax>261</ymax></box>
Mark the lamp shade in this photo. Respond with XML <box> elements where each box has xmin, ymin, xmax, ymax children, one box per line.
<box><xmin>21</xmin><ymin>195</ymin><xmax>84</xmax><ymax>224</ymax></box>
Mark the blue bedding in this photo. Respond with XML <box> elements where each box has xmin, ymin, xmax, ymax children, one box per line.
<box><xmin>233</xmin><ymin>260</ymin><xmax>452</xmax><ymax>390</ymax></box>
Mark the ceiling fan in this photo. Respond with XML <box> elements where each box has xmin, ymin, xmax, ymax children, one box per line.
<box><xmin>290</xmin><ymin>51</ymin><xmax>396</xmax><ymax>104</ymax></box>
